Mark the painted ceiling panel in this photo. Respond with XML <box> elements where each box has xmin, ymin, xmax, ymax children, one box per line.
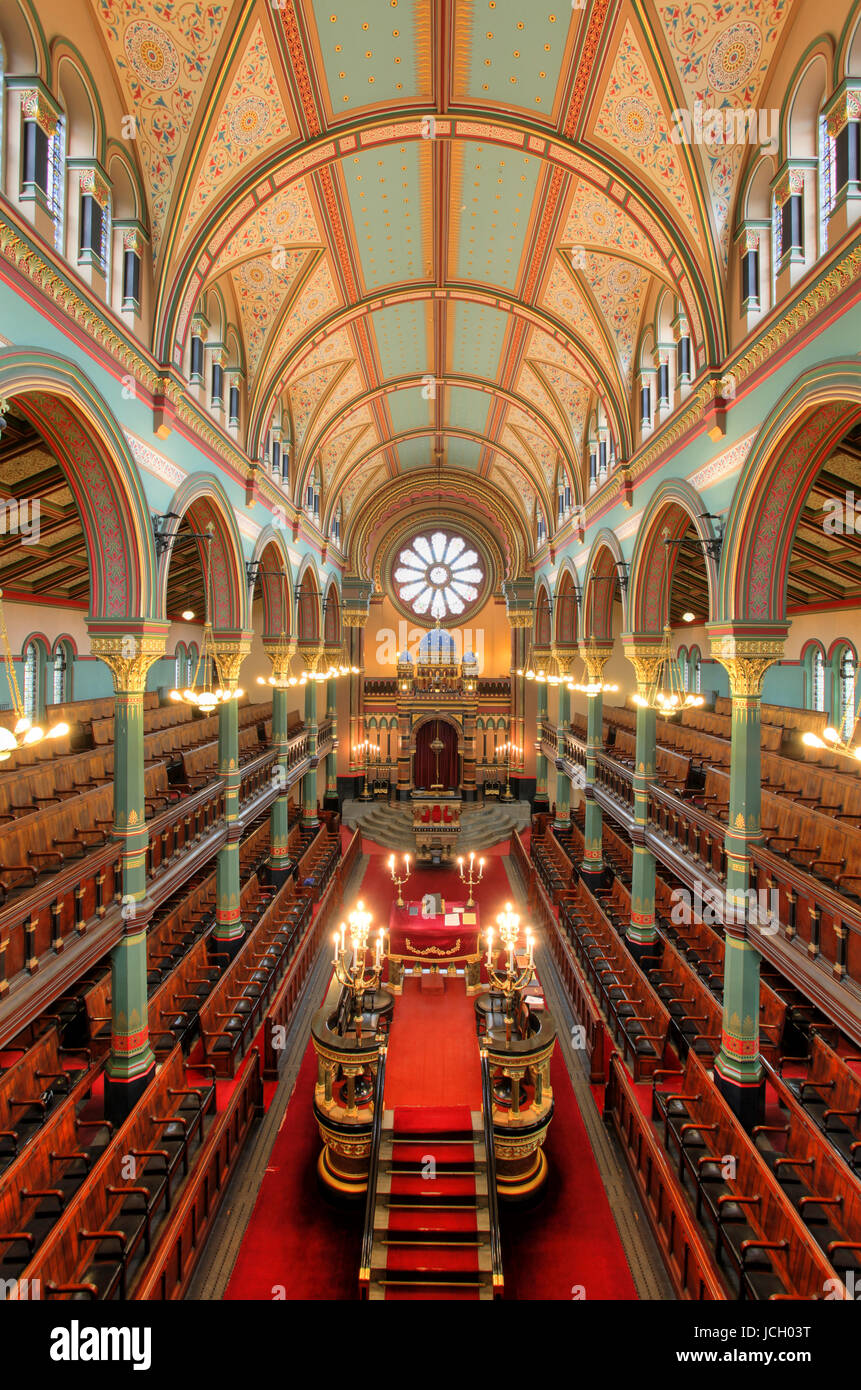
<box><xmin>653</xmin><ymin>0</ymin><xmax>793</xmax><ymax>262</ymax></box>
<box><xmin>396</xmin><ymin>436</ymin><xmax>438</xmax><ymax>471</ymax></box>
<box><xmin>92</xmin><ymin>0</ymin><xmax>236</xmax><ymax>259</ymax></box>
<box><xmin>444</xmin><ymin>384</ymin><xmax>494</xmax><ymax>437</ymax></box>
<box><xmin>342</xmin><ymin>142</ymin><xmax>433</xmax><ymax>292</ymax></box>
<box><xmin>582</xmin><ymin>251</ymin><xmax>650</xmax><ymax>387</ymax></box>
<box><xmin>591</xmin><ymin>18</ymin><xmax>703</xmax><ymax>249</ymax></box>
<box><xmin>448</xmin><ymin>301</ymin><xmax>507</xmax><ymax>382</ymax></box>
<box><xmin>450</xmin><ymin>143</ymin><xmax>542</xmax><ymax>291</ymax></box>
<box><xmin>386</xmin><ymin>384</ymin><xmax>435</xmax><ymax>435</ymax></box>
<box><xmin>559</xmin><ymin>179</ymin><xmax>666</xmax><ymax>275</ymax></box>
<box><xmin>179</xmin><ymin>19</ymin><xmax>295</xmax><ymax>247</ymax></box>
<box><xmin>308</xmin><ymin>0</ymin><xmax>433</xmax><ymax>119</ymax></box>
<box><xmin>372</xmin><ymin>301</ymin><xmax>433</xmax><ymax>380</ymax></box>
<box><xmin>451</xmin><ymin>0</ymin><xmax>576</xmax><ymax>122</ymax></box>
<box><xmin>211</xmin><ymin>181</ymin><xmax>321</xmax><ymax>275</ymax></box>
<box><xmin>230</xmin><ymin>249</ymin><xmax>310</xmax><ymax>381</ymax></box>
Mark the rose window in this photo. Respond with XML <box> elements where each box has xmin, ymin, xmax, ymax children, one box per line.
<box><xmin>394</xmin><ymin>531</ymin><xmax>485</xmax><ymax>620</ymax></box>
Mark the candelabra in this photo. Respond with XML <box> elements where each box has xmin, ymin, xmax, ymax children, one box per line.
<box><xmin>331</xmin><ymin>900</ymin><xmax>387</xmax><ymax>1026</ymax></box>
<box><xmin>456</xmin><ymin>851</ymin><xmax>485</xmax><ymax>907</ymax></box>
<box><xmin>498</xmin><ymin>740</ymin><xmax>521</xmax><ymax>801</ymax></box>
<box><xmin>388</xmin><ymin>852</ymin><xmax>411</xmax><ymax>907</ymax></box>
<box><xmin>484</xmin><ymin>903</ymin><xmax>535</xmax><ymax>1013</ymax></box>
<box><xmin>355</xmin><ymin>738</ymin><xmax>380</xmax><ymax>801</ymax></box>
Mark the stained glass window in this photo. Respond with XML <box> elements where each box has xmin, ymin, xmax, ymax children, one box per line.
<box><xmin>394</xmin><ymin>531</ymin><xmax>484</xmax><ymax>620</ymax></box>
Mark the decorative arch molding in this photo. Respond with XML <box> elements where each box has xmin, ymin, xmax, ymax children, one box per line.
<box><xmin>298</xmin><ymin>374</ymin><xmax>582</xmax><ymax>515</ymax></box>
<box><xmin>628</xmin><ymin>478</ymin><xmax>718</xmax><ymax>634</ymax></box>
<box><xmin>554</xmin><ymin>561</ymin><xmax>581</xmax><ymax>646</ymax></box>
<box><xmin>346</xmin><ymin>473</ymin><xmax>530</xmax><ymax>586</ymax></box>
<box><xmin>410</xmin><ymin>711</ymin><xmax>464</xmax><ymax>742</ymax></box>
<box><xmin>323</xmin><ymin>581</ymin><xmax>341</xmax><ymax>646</ymax></box>
<box><xmin>719</xmin><ymin>363</ymin><xmax>861</xmax><ymax>624</ymax></box>
<box><xmin>583</xmin><ymin>529</ymin><xmax>628</xmax><ymax>640</ymax></box>
<box><xmin>51</xmin><ymin>633</ymin><xmax>79</xmax><ymax>659</ymax></box>
<box><xmin>252</xmin><ymin>289</ymin><xmax>626</xmax><ymax>461</ymax></box>
<box><xmin>296</xmin><ymin>557</ymin><xmax>322</xmax><ymax>643</ymax></box>
<box><xmin>156</xmin><ymin>113</ymin><xmax>720</xmax><ymax>374</ymax></box>
<box><xmin>0</xmin><ymin>351</ymin><xmax>154</xmax><ymax>623</ymax></box>
<box><xmin>249</xmin><ymin>527</ymin><xmax>294</xmax><ymax>641</ymax></box>
<box><xmin>534</xmin><ymin>583</ymin><xmax>552</xmax><ymax>647</ymax></box>
<box><xmin>159</xmin><ymin>474</ymin><xmax>248</xmax><ymax>633</ymax></box>
<box><xmin>323</xmin><ymin>428</ymin><xmax>557</xmax><ymax>540</ymax></box>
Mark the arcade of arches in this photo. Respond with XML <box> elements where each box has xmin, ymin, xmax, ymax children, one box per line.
<box><xmin>1</xmin><ymin>0</ymin><xmax>861</xmax><ymax>1328</ymax></box>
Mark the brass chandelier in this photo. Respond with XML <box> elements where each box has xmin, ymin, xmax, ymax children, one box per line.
<box><xmin>0</xmin><ymin>589</ymin><xmax>69</xmax><ymax>759</ymax></box>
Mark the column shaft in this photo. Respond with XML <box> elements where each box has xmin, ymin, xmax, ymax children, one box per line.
<box><xmin>106</xmin><ymin>683</ymin><xmax>155</xmax><ymax>1120</ymax></box>
<box><xmin>214</xmin><ymin>695</ymin><xmax>244</xmax><ymax>956</ymax></box>
<box><xmin>270</xmin><ymin>686</ymin><xmax>291</xmax><ymax>883</ymax></box>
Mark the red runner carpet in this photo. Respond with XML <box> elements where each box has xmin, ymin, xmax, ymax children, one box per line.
<box><xmin>222</xmin><ymin>842</ymin><xmax>640</xmax><ymax>1300</ymax></box>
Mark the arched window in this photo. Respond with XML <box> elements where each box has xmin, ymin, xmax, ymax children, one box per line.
<box><xmin>819</xmin><ymin>112</ymin><xmax>835</xmax><ymax>254</ymax></box>
<box><xmin>175</xmin><ymin>643</ymin><xmax>188</xmax><ymax>689</ymax></box>
<box><xmin>48</xmin><ymin>114</ymin><xmax>66</xmax><ymax>254</ymax></box>
<box><xmin>840</xmin><ymin>647</ymin><xmax>857</xmax><ymax>739</ymax></box>
<box><xmin>23</xmin><ymin>640</ymin><xmax>46</xmax><ymax>721</ymax></box>
<box><xmin>690</xmin><ymin>646</ymin><xmax>702</xmax><ymax>694</ymax></box>
<box><xmin>52</xmin><ymin>642</ymin><xmax>70</xmax><ymax>704</ymax></box>
<box><xmin>812</xmin><ymin>647</ymin><xmax>826</xmax><ymax>711</ymax></box>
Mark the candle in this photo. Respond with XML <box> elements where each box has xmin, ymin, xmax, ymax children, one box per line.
<box><xmin>389</xmin><ymin>854</ymin><xmax>395</xmax><ymax>872</ymax></box>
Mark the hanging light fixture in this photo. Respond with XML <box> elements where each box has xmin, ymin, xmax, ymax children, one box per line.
<box><xmin>629</xmin><ymin>623</ymin><xmax>704</xmax><ymax>714</ymax></box>
<box><xmin>802</xmin><ymin>691</ymin><xmax>861</xmax><ymax>762</ymax></box>
<box><xmin>571</xmin><ymin>637</ymin><xmax>620</xmax><ymax>697</ymax></box>
<box><xmin>170</xmin><ymin>525</ymin><xmax>243</xmax><ymax>712</ymax></box>
<box><xmin>0</xmin><ymin>590</ymin><xmax>69</xmax><ymax>760</ymax></box>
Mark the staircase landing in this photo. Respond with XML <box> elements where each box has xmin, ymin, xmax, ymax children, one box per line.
<box><xmin>342</xmin><ymin>798</ymin><xmax>530</xmax><ymax>852</ymax></box>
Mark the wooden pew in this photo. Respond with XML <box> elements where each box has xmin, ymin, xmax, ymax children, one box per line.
<box><xmin>651</xmin><ymin>1052</ymin><xmax>846</xmax><ymax>1298</ymax></box>
<box><xmin>7</xmin><ymin>1047</ymin><xmax>216</xmax><ymax>1300</ymax></box>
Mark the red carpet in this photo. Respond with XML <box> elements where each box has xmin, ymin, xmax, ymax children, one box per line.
<box><xmin>385</xmin><ymin>976</ymin><xmax>482</xmax><ymax>1109</ymax></box>
<box><xmin>223</xmin><ymin>840</ymin><xmax>640</xmax><ymax>1301</ymax></box>
<box><xmin>501</xmin><ymin>1046</ymin><xmax>638</xmax><ymax>1301</ymax></box>
<box><xmin>224</xmin><ymin>1038</ymin><xmax>362</xmax><ymax>1300</ymax></box>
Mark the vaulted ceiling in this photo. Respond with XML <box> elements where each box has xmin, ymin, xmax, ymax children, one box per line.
<box><xmin>86</xmin><ymin>0</ymin><xmax>801</xmax><ymax>551</ymax></box>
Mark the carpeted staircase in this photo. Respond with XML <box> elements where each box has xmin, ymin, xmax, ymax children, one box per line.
<box><xmin>367</xmin><ymin>1105</ymin><xmax>494</xmax><ymax>1300</ymax></box>
<box><xmin>342</xmin><ymin>799</ymin><xmax>530</xmax><ymax>853</ymax></box>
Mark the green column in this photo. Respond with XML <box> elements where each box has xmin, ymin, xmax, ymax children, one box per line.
<box><xmin>554</xmin><ymin>675</ymin><xmax>571</xmax><ymax>828</ymax></box>
<box><xmin>579</xmin><ymin>642</ymin><xmax>613</xmax><ymax>883</ymax></box>
<box><xmin>214</xmin><ymin>692</ymin><xmax>244</xmax><ymax>956</ymax></box>
<box><xmin>269</xmin><ymin>684</ymin><xmax>291</xmax><ymax>883</ymax></box>
<box><xmin>623</xmin><ymin>640</ymin><xmax>663</xmax><ymax>957</ymax></box>
<box><xmin>300</xmin><ymin>654</ymin><xmax>319</xmax><ymax>828</ymax></box>
<box><xmin>582</xmin><ymin>688</ymin><xmax>604</xmax><ymax>875</ymax></box>
<box><xmin>535</xmin><ymin>678</ymin><xmax>548</xmax><ymax>805</ymax></box>
<box><xmin>710</xmin><ymin>630</ymin><xmax>786</xmax><ymax>1127</ymax></box>
<box><xmin>90</xmin><ymin>634</ymin><xmax>166</xmax><ymax>1124</ymax></box>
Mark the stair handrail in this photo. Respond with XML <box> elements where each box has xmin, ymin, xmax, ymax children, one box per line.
<box><xmin>359</xmin><ymin>1041</ymin><xmax>387</xmax><ymax>1297</ymax></box>
<box><xmin>480</xmin><ymin>1047</ymin><xmax>504</xmax><ymax>1297</ymax></box>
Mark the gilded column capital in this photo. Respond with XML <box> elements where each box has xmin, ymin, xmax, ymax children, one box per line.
<box><xmin>622</xmin><ymin>639</ymin><xmax>665</xmax><ymax>692</ymax></box>
<box><xmin>342</xmin><ymin>612</ymin><xmax>368</xmax><ymax>629</ymax></box>
<box><xmin>579</xmin><ymin>640</ymin><xmax>614</xmax><ymax>685</ymax></box>
<box><xmin>298</xmin><ymin>642</ymin><xmax>325</xmax><ymax>674</ymax></box>
<box><xmin>708</xmin><ymin>633</ymin><xmax>786</xmax><ymax>698</ymax></box>
<box><xmin>263</xmin><ymin>636</ymin><xmax>296</xmax><ymax>683</ymax></box>
<box><xmin>90</xmin><ymin>634</ymin><xmax>167</xmax><ymax>694</ymax></box>
<box><xmin>551</xmin><ymin>646</ymin><xmax>577</xmax><ymax>676</ymax></box>
<box><xmin>211</xmin><ymin>638</ymin><xmax>252</xmax><ymax>690</ymax></box>
<box><xmin>507</xmin><ymin>612</ymin><xmax>533</xmax><ymax>629</ymax></box>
